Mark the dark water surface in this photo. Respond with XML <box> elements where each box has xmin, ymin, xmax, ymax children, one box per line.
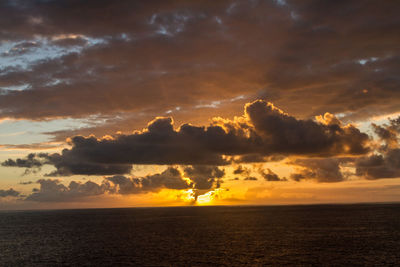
<box><xmin>1</xmin><ymin>204</ymin><xmax>400</xmax><ymax>266</ymax></box>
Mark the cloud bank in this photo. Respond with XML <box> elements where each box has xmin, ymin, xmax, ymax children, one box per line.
<box><xmin>2</xmin><ymin>100</ymin><xmax>370</xmax><ymax>176</ymax></box>
<box><xmin>0</xmin><ymin>0</ymin><xmax>399</xmax><ymax>126</ymax></box>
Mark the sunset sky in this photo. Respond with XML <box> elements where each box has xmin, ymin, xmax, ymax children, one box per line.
<box><xmin>1</xmin><ymin>0</ymin><xmax>400</xmax><ymax>210</ymax></box>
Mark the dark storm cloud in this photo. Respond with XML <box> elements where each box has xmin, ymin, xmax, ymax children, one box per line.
<box><xmin>2</xmin><ymin>100</ymin><xmax>370</xmax><ymax>175</ymax></box>
<box><xmin>0</xmin><ymin>188</ymin><xmax>20</xmax><ymax>197</ymax></box>
<box><xmin>0</xmin><ymin>0</ymin><xmax>399</xmax><ymax>123</ymax></box>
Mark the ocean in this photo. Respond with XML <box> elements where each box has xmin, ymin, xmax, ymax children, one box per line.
<box><xmin>1</xmin><ymin>204</ymin><xmax>400</xmax><ymax>266</ymax></box>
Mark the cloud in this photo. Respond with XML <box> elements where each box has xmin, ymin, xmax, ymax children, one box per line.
<box><xmin>2</xmin><ymin>152</ymin><xmax>132</xmax><ymax>176</ymax></box>
<box><xmin>106</xmin><ymin>167</ymin><xmax>190</xmax><ymax>194</ymax></box>
<box><xmin>22</xmin><ymin>165</ymin><xmax>223</xmax><ymax>202</ymax></box>
<box><xmin>372</xmin><ymin>116</ymin><xmax>400</xmax><ymax>149</ymax></box>
<box><xmin>0</xmin><ymin>142</ymin><xmax>63</xmax><ymax>150</ymax></box>
<box><xmin>44</xmin><ymin>152</ymin><xmax>133</xmax><ymax>176</ymax></box>
<box><xmin>52</xmin><ymin>36</ymin><xmax>88</xmax><ymax>47</ymax></box>
<box><xmin>355</xmin><ymin>149</ymin><xmax>400</xmax><ymax>180</ymax></box>
<box><xmin>0</xmin><ymin>0</ymin><xmax>399</xmax><ymax>125</ymax></box>
<box><xmin>1</xmin><ymin>153</ymin><xmax>44</xmax><ymax>168</ymax></box>
<box><xmin>25</xmin><ymin>179</ymin><xmax>110</xmax><ymax>202</ymax></box>
<box><xmin>19</xmin><ymin>181</ymin><xmax>34</xmax><ymax>185</ymax></box>
<box><xmin>1</xmin><ymin>1</ymin><xmax>400</xmax><ymax>207</ymax></box>
<box><xmin>259</xmin><ymin>168</ymin><xmax>286</xmax><ymax>181</ymax></box>
<box><xmin>1</xmin><ymin>41</ymin><xmax>40</xmax><ymax>56</ymax></box>
<box><xmin>244</xmin><ymin>177</ymin><xmax>258</xmax><ymax>181</ymax></box>
<box><xmin>233</xmin><ymin>164</ymin><xmax>286</xmax><ymax>181</ymax></box>
<box><xmin>183</xmin><ymin>165</ymin><xmax>225</xmax><ymax>190</ymax></box>
<box><xmin>242</xmin><ymin>100</ymin><xmax>369</xmax><ymax>156</ymax></box>
<box><xmin>289</xmin><ymin>158</ymin><xmax>350</xmax><ymax>183</ymax></box>
<box><xmin>355</xmin><ymin>117</ymin><xmax>400</xmax><ymax>179</ymax></box>
<box><xmin>233</xmin><ymin>165</ymin><xmax>250</xmax><ymax>175</ymax></box>
<box><xmin>1</xmin><ymin>100</ymin><xmax>370</xmax><ymax>175</ymax></box>
<box><xmin>0</xmin><ymin>188</ymin><xmax>20</xmax><ymax>197</ymax></box>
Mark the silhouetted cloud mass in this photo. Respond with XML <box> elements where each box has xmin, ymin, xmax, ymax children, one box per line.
<box><xmin>106</xmin><ymin>167</ymin><xmax>190</xmax><ymax>194</ymax></box>
<box><xmin>184</xmin><ymin>165</ymin><xmax>225</xmax><ymax>190</ymax></box>
<box><xmin>23</xmin><ymin>165</ymin><xmax>226</xmax><ymax>202</ymax></box>
<box><xmin>1</xmin><ymin>1</ymin><xmax>400</xmax><ymax>206</ymax></box>
<box><xmin>0</xmin><ymin>188</ymin><xmax>20</xmax><ymax>198</ymax></box>
<box><xmin>2</xmin><ymin>153</ymin><xmax>44</xmax><ymax>168</ymax></box>
<box><xmin>1</xmin><ymin>100</ymin><xmax>370</xmax><ymax>175</ymax></box>
<box><xmin>355</xmin><ymin>149</ymin><xmax>400</xmax><ymax>180</ymax></box>
<box><xmin>259</xmin><ymin>168</ymin><xmax>286</xmax><ymax>182</ymax></box>
<box><xmin>290</xmin><ymin>158</ymin><xmax>350</xmax><ymax>183</ymax></box>
<box><xmin>26</xmin><ymin>179</ymin><xmax>109</xmax><ymax>202</ymax></box>
<box><xmin>355</xmin><ymin>117</ymin><xmax>400</xmax><ymax>179</ymax></box>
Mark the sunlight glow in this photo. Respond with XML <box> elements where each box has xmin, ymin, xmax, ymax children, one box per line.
<box><xmin>197</xmin><ymin>191</ymin><xmax>214</xmax><ymax>205</ymax></box>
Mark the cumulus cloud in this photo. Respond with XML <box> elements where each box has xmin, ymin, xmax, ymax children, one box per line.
<box><xmin>290</xmin><ymin>158</ymin><xmax>351</xmax><ymax>183</ymax></box>
<box><xmin>106</xmin><ymin>167</ymin><xmax>190</xmax><ymax>194</ymax></box>
<box><xmin>233</xmin><ymin>165</ymin><xmax>286</xmax><ymax>181</ymax></box>
<box><xmin>43</xmin><ymin>152</ymin><xmax>133</xmax><ymax>176</ymax></box>
<box><xmin>259</xmin><ymin>168</ymin><xmax>286</xmax><ymax>181</ymax></box>
<box><xmin>233</xmin><ymin>165</ymin><xmax>250</xmax><ymax>175</ymax></box>
<box><xmin>25</xmin><ymin>179</ymin><xmax>110</xmax><ymax>202</ymax></box>
<box><xmin>354</xmin><ymin>117</ymin><xmax>400</xmax><ymax>180</ymax></box>
<box><xmin>183</xmin><ymin>165</ymin><xmax>225</xmax><ymax>190</ymax></box>
<box><xmin>286</xmin><ymin>117</ymin><xmax>400</xmax><ymax>182</ymax></box>
<box><xmin>355</xmin><ymin>149</ymin><xmax>400</xmax><ymax>180</ymax></box>
<box><xmin>2</xmin><ymin>152</ymin><xmax>132</xmax><ymax>176</ymax></box>
<box><xmin>372</xmin><ymin>117</ymin><xmax>400</xmax><ymax>150</ymax></box>
<box><xmin>1</xmin><ymin>153</ymin><xmax>44</xmax><ymax>168</ymax></box>
<box><xmin>1</xmin><ymin>100</ymin><xmax>370</xmax><ymax>176</ymax></box>
<box><xmin>0</xmin><ymin>188</ymin><xmax>20</xmax><ymax>198</ymax></box>
<box><xmin>22</xmin><ymin>165</ymin><xmax>226</xmax><ymax>202</ymax></box>
<box><xmin>242</xmin><ymin>101</ymin><xmax>369</xmax><ymax>156</ymax></box>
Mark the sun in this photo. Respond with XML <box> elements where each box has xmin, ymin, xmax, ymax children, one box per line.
<box><xmin>176</xmin><ymin>189</ymin><xmax>196</xmax><ymax>203</ymax></box>
<box><xmin>197</xmin><ymin>191</ymin><xmax>214</xmax><ymax>205</ymax></box>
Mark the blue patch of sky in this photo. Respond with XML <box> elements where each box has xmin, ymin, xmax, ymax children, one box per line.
<box><xmin>0</xmin><ymin>84</ymin><xmax>30</xmax><ymax>92</ymax></box>
<box><xmin>195</xmin><ymin>95</ymin><xmax>247</xmax><ymax>109</ymax></box>
<box><xmin>0</xmin><ymin>118</ymin><xmax>95</xmax><ymax>145</ymax></box>
<box><xmin>357</xmin><ymin>57</ymin><xmax>378</xmax><ymax>65</ymax></box>
<box><xmin>0</xmin><ymin>35</ymin><xmax>106</xmax><ymax>72</ymax></box>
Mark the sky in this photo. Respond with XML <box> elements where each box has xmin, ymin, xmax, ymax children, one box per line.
<box><xmin>1</xmin><ymin>0</ymin><xmax>400</xmax><ymax>210</ymax></box>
